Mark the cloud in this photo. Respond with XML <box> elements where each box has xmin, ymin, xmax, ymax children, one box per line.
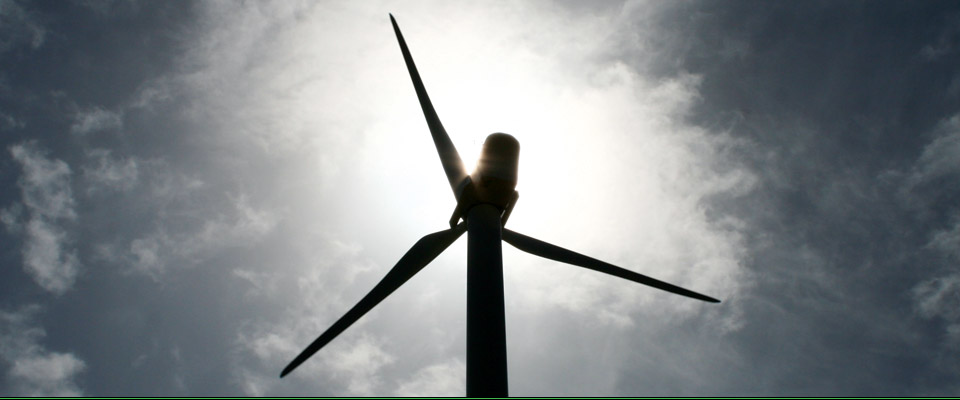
<box><xmin>177</xmin><ymin>2</ymin><xmax>754</xmax><ymax>395</ymax></box>
<box><xmin>7</xmin><ymin>142</ymin><xmax>80</xmax><ymax>294</ymax></box>
<box><xmin>83</xmin><ymin>149</ymin><xmax>139</xmax><ymax>193</ymax></box>
<box><xmin>912</xmin><ymin>115</ymin><xmax>960</xmax><ymax>184</ymax></box>
<box><xmin>70</xmin><ymin>107</ymin><xmax>123</xmax><ymax>135</ymax></box>
<box><xmin>0</xmin><ymin>306</ymin><xmax>86</xmax><ymax>396</ymax></box>
<box><xmin>10</xmin><ymin>143</ymin><xmax>76</xmax><ymax>220</ymax></box>
<box><xmin>0</xmin><ymin>112</ymin><xmax>24</xmax><ymax>130</ymax></box>
<box><xmin>325</xmin><ymin>334</ymin><xmax>395</xmax><ymax>395</ymax></box>
<box><xmin>592</xmin><ymin>3</ymin><xmax>960</xmax><ymax>395</ymax></box>
<box><xmin>909</xmin><ymin>118</ymin><xmax>960</xmax><ymax>353</ymax></box>
<box><xmin>195</xmin><ymin>195</ymin><xmax>278</xmax><ymax>246</ymax></box>
<box><xmin>9</xmin><ymin>353</ymin><xmax>87</xmax><ymax>397</ymax></box>
<box><xmin>0</xmin><ymin>0</ymin><xmax>46</xmax><ymax>53</ymax></box>
<box><xmin>228</xmin><ymin>230</ymin><xmax>424</xmax><ymax>396</ymax></box>
<box><xmin>919</xmin><ymin>14</ymin><xmax>960</xmax><ymax>61</ymax></box>
<box><xmin>130</xmin><ymin>78</ymin><xmax>175</xmax><ymax>111</ymax></box>
<box><xmin>913</xmin><ymin>274</ymin><xmax>960</xmax><ymax>349</ymax></box>
<box><xmin>928</xmin><ymin>215</ymin><xmax>960</xmax><ymax>261</ymax></box>
<box><xmin>22</xmin><ymin>218</ymin><xmax>81</xmax><ymax>294</ymax></box>
<box><xmin>0</xmin><ymin>204</ymin><xmax>22</xmax><ymax>233</ymax></box>
<box><xmin>11</xmin><ymin>1</ymin><xmax>960</xmax><ymax>396</ymax></box>
<box><xmin>393</xmin><ymin>359</ymin><xmax>464</xmax><ymax>397</ymax></box>
<box><xmin>128</xmin><ymin>230</ymin><xmax>166</xmax><ymax>277</ymax></box>
<box><xmin>104</xmin><ymin>192</ymin><xmax>278</xmax><ymax>279</ymax></box>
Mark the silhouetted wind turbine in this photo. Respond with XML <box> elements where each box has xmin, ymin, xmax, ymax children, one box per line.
<box><xmin>280</xmin><ymin>14</ymin><xmax>720</xmax><ymax>397</ymax></box>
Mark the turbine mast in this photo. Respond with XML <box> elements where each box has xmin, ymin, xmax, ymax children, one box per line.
<box><xmin>466</xmin><ymin>204</ymin><xmax>509</xmax><ymax>397</ymax></box>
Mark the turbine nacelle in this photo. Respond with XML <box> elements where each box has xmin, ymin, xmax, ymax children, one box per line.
<box><xmin>450</xmin><ymin>133</ymin><xmax>521</xmax><ymax>228</ymax></box>
<box><xmin>473</xmin><ymin>132</ymin><xmax>520</xmax><ymax>191</ymax></box>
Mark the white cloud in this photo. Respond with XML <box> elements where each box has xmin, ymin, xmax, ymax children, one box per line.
<box><xmin>914</xmin><ymin>115</ymin><xmax>960</xmax><ymax>183</ymax></box>
<box><xmin>0</xmin><ymin>306</ymin><xmax>86</xmax><ymax>396</ymax></box>
<box><xmin>914</xmin><ymin>212</ymin><xmax>960</xmax><ymax>351</ymax></box>
<box><xmin>326</xmin><ymin>334</ymin><xmax>395</xmax><ymax>395</ymax></box>
<box><xmin>913</xmin><ymin>274</ymin><xmax>960</xmax><ymax>348</ymax></box>
<box><xmin>119</xmin><ymin>193</ymin><xmax>278</xmax><ymax>279</ymax></box>
<box><xmin>195</xmin><ymin>195</ymin><xmax>278</xmax><ymax>247</ymax></box>
<box><xmin>236</xmin><ymin>329</ymin><xmax>395</xmax><ymax>396</ymax></box>
<box><xmin>232</xmin><ymin>268</ymin><xmax>279</xmax><ymax>298</ymax></box>
<box><xmin>129</xmin><ymin>231</ymin><xmax>166</xmax><ymax>278</ymax></box>
<box><xmin>229</xmin><ymin>232</ymin><xmax>395</xmax><ymax>396</ymax></box>
<box><xmin>4</xmin><ymin>1</ymin><xmax>958</xmax><ymax>396</ymax></box>
<box><xmin>9</xmin><ymin>353</ymin><xmax>87</xmax><ymax>396</ymax></box>
<box><xmin>11</xmin><ymin>143</ymin><xmax>76</xmax><ymax>220</ymax></box>
<box><xmin>914</xmin><ymin>274</ymin><xmax>960</xmax><ymax>321</ymax></box>
<box><xmin>909</xmin><ymin>116</ymin><xmax>960</xmax><ymax>352</ymax></box>
<box><xmin>83</xmin><ymin>149</ymin><xmax>139</xmax><ymax>193</ymax></box>
<box><xmin>8</xmin><ymin>142</ymin><xmax>80</xmax><ymax>294</ymax></box>
<box><xmin>23</xmin><ymin>219</ymin><xmax>80</xmax><ymax>294</ymax></box>
<box><xmin>496</xmin><ymin>62</ymin><xmax>751</xmax><ymax>330</ymax></box>
<box><xmin>919</xmin><ymin>16</ymin><xmax>960</xmax><ymax>62</ymax></box>
<box><xmin>130</xmin><ymin>78</ymin><xmax>174</xmax><ymax>110</ymax></box>
<box><xmin>70</xmin><ymin>107</ymin><xmax>122</xmax><ymax>135</ymax></box>
<box><xmin>0</xmin><ymin>204</ymin><xmax>22</xmax><ymax>233</ymax></box>
<box><xmin>394</xmin><ymin>359</ymin><xmax>465</xmax><ymax>397</ymax></box>
<box><xmin>928</xmin><ymin>215</ymin><xmax>960</xmax><ymax>261</ymax></box>
<box><xmin>168</xmin><ymin>1</ymin><xmax>756</xmax><ymax>395</ymax></box>
<box><xmin>232</xmin><ymin>323</ymin><xmax>300</xmax><ymax>396</ymax></box>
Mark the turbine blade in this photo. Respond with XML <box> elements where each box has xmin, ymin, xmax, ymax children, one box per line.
<box><xmin>280</xmin><ymin>222</ymin><xmax>468</xmax><ymax>378</ymax></box>
<box><xmin>501</xmin><ymin>229</ymin><xmax>721</xmax><ymax>303</ymax></box>
<box><xmin>390</xmin><ymin>14</ymin><xmax>469</xmax><ymax>199</ymax></box>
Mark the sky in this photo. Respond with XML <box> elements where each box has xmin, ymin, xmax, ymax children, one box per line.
<box><xmin>1</xmin><ymin>0</ymin><xmax>960</xmax><ymax>396</ymax></box>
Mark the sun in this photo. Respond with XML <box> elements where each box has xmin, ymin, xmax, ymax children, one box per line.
<box><xmin>435</xmin><ymin>77</ymin><xmax>566</xmax><ymax>197</ymax></box>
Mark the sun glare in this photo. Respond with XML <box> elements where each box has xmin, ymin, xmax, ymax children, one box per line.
<box><xmin>434</xmin><ymin>73</ymin><xmax>565</xmax><ymax>196</ymax></box>
<box><xmin>372</xmin><ymin>16</ymin><xmax>618</xmax><ymax>238</ymax></box>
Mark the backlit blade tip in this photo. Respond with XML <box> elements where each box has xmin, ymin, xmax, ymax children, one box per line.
<box><xmin>280</xmin><ymin>358</ymin><xmax>303</xmax><ymax>378</ymax></box>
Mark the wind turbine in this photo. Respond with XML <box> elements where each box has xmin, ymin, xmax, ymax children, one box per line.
<box><xmin>280</xmin><ymin>14</ymin><xmax>721</xmax><ymax>397</ymax></box>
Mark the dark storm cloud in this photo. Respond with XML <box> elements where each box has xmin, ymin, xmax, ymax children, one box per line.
<box><xmin>0</xmin><ymin>0</ymin><xmax>45</xmax><ymax>54</ymax></box>
<box><xmin>603</xmin><ymin>1</ymin><xmax>960</xmax><ymax>395</ymax></box>
<box><xmin>0</xmin><ymin>1</ymin><xmax>251</xmax><ymax>396</ymax></box>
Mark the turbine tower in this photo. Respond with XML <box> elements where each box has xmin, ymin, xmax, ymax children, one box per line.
<box><xmin>280</xmin><ymin>14</ymin><xmax>720</xmax><ymax>397</ymax></box>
